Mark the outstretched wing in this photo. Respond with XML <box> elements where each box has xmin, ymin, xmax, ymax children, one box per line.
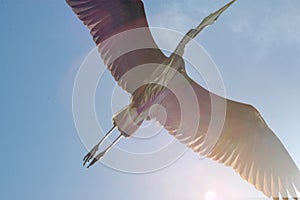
<box><xmin>155</xmin><ymin>74</ymin><xmax>300</xmax><ymax>199</ymax></box>
<box><xmin>66</xmin><ymin>0</ymin><xmax>167</xmax><ymax>94</ymax></box>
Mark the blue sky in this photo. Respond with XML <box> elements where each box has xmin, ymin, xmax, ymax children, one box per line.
<box><xmin>1</xmin><ymin>0</ymin><xmax>299</xmax><ymax>199</ymax></box>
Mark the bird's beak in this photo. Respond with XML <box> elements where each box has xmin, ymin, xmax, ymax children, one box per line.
<box><xmin>199</xmin><ymin>0</ymin><xmax>236</xmax><ymax>28</ymax></box>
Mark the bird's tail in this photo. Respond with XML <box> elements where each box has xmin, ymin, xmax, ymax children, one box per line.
<box><xmin>112</xmin><ymin>105</ymin><xmax>143</xmax><ymax>137</ymax></box>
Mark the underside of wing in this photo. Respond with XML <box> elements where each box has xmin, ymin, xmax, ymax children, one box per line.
<box><xmin>154</xmin><ymin>74</ymin><xmax>300</xmax><ymax>199</ymax></box>
<box><xmin>67</xmin><ymin>0</ymin><xmax>167</xmax><ymax>93</ymax></box>
<box><xmin>208</xmin><ymin>99</ymin><xmax>300</xmax><ymax>199</ymax></box>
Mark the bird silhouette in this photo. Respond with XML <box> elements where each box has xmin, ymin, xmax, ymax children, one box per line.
<box><xmin>66</xmin><ymin>0</ymin><xmax>299</xmax><ymax>199</ymax></box>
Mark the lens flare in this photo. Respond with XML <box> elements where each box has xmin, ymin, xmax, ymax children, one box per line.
<box><xmin>204</xmin><ymin>190</ymin><xmax>217</xmax><ymax>200</ymax></box>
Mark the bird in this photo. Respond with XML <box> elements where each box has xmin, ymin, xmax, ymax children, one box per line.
<box><xmin>66</xmin><ymin>0</ymin><xmax>299</xmax><ymax>199</ymax></box>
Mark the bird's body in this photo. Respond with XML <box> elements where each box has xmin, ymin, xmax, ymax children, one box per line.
<box><xmin>66</xmin><ymin>0</ymin><xmax>299</xmax><ymax>199</ymax></box>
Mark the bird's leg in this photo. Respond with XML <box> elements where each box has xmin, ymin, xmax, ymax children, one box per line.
<box><xmin>87</xmin><ymin>134</ymin><xmax>123</xmax><ymax>168</ymax></box>
<box><xmin>83</xmin><ymin>125</ymin><xmax>116</xmax><ymax>166</ymax></box>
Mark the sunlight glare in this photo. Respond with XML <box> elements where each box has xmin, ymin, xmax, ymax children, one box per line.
<box><xmin>204</xmin><ymin>190</ymin><xmax>217</xmax><ymax>200</ymax></box>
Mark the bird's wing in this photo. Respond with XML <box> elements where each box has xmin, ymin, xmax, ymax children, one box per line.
<box><xmin>66</xmin><ymin>0</ymin><xmax>167</xmax><ymax>94</ymax></box>
<box><xmin>154</xmin><ymin>74</ymin><xmax>300</xmax><ymax>199</ymax></box>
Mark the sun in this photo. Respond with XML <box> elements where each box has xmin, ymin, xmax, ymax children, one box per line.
<box><xmin>204</xmin><ymin>190</ymin><xmax>217</xmax><ymax>200</ymax></box>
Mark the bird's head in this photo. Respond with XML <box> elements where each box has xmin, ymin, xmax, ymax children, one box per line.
<box><xmin>200</xmin><ymin>0</ymin><xmax>236</xmax><ymax>28</ymax></box>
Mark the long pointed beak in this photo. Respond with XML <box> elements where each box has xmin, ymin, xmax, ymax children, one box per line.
<box><xmin>198</xmin><ymin>0</ymin><xmax>236</xmax><ymax>29</ymax></box>
<box><xmin>213</xmin><ymin>0</ymin><xmax>236</xmax><ymax>21</ymax></box>
<box><xmin>173</xmin><ymin>0</ymin><xmax>236</xmax><ymax>55</ymax></box>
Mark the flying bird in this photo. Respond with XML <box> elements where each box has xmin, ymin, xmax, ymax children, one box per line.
<box><xmin>66</xmin><ymin>0</ymin><xmax>299</xmax><ymax>199</ymax></box>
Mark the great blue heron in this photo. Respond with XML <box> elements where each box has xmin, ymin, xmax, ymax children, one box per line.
<box><xmin>66</xmin><ymin>0</ymin><xmax>299</xmax><ymax>199</ymax></box>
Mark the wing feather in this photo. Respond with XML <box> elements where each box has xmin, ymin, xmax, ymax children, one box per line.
<box><xmin>154</xmin><ymin>74</ymin><xmax>299</xmax><ymax>199</ymax></box>
<box><xmin>67</xmin><ymin>0</ymin><xmax>167</xmax><ymax>93</ymax></box>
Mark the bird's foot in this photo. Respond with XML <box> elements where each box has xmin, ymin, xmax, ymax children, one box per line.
<box><xmin>86</xmin><ymin>151</ymin><xmax>106</xmax><ymax>168</ymax></box>
<box><xmin>83</xmin><ymin>144</ymin><xmax>99</xmax><ymax>167</ymax></box>
<box><xmin>83</xmin><ymin>131</ymin><xmax>122</xmax><ymax>168</ymax></box>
